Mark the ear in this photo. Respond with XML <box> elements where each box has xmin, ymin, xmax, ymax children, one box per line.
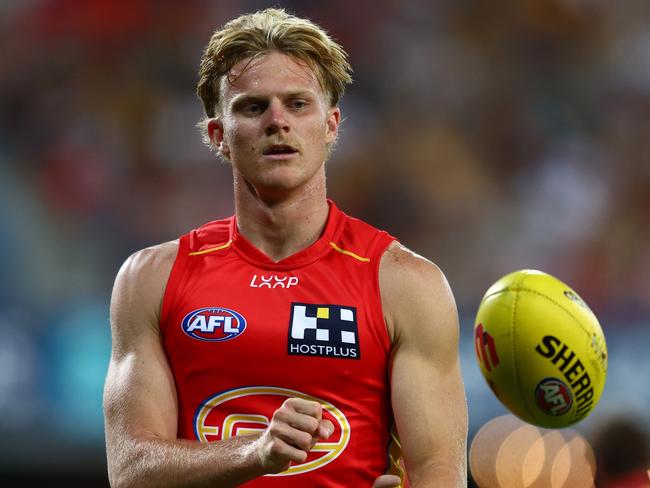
<box><xmin>324</xmin><ymin>106</ymin><xmax>341</xmax><ymax>145</ymax></box>
<box><xmin>207</xmin><ymin>118</ymin><xmax>230</xmax><ymax>159</ymax></box>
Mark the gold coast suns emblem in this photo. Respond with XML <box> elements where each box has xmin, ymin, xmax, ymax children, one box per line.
<box><xmin>194</xmin><ymin>386</ymin><xmax>350</xmax><ymax>476</ymax></box>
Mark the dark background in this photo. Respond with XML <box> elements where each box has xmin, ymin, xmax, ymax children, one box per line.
<box><xmin>1</xmin><ymin>0</ymin><xmax>648</xmax><ymax>485</ymax></box>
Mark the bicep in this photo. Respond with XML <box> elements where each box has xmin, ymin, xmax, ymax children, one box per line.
<box><xmin>104</xmin><ymin>247</ymin><xmax>179</xmax><ymax>450</ymax></box>
<box><xmin>390</xmin><ymin>321</ymin><xmax>467</xmax><ymax>470</ymax></box>
<box><xmin>382</xmin><ymin>248</ymin><xmax>467</xmax><ymax>484</ymax></box>
<box><xmin>104</xmin><ymin>333</ymin><xmax>178</xmax><ymax>442</ymax></box>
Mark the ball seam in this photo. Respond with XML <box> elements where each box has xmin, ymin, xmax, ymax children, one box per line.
<box><xmin>511</xmin><ymin>287</ymin><xmax>596</xmax><ymax>340</ymax></box>
<box><xmin>511</xmin><ymin>283</ymin><xmax>527</xmax><ymax>423</ymax></box>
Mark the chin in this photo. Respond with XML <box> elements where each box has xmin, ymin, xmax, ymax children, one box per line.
<box><xmin>259</xmin><ymin>169</ymin><xmax>323</xmax><ymax>195</ymax></box>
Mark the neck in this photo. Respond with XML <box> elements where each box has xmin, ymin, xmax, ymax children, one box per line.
<box><xmin>233</xmin><ymin>173</ymin><xmax>329</xmax><ymax>262</ymax></box>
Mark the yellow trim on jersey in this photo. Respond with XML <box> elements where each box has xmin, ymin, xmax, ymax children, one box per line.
<box><xmin>387</xmin><ymin>427</ymin><xmax>406</xmax><ymax>488</ymax></box>
<box><xmin>329</xmin><ymin>242</ymin><xmax>370</xmax><ymax>262</ymax></box>
<box><xmin>188</xmin><ymin>240</ymin><xmax>232</xmax><ymax>256</ymax></box>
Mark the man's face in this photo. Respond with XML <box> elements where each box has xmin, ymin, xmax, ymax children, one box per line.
<box><xmin>208</xmin><ymin>51</ymin><xmax>340</xmax><ymax>199</ymax></box>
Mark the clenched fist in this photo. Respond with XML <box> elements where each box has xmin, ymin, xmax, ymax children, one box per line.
<box><xmin>255</xmin><ymin>397</ymin><xmax>334</xmax><ymax>473</ymax></box>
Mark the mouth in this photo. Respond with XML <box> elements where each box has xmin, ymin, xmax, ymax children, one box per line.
<box><xmin>262</xmin><ymin>144</ymin><xmax>299</xmax><ymax>159</ymax></box>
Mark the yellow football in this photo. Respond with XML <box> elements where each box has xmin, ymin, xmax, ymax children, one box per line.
<box><xmin>474</xmin><ymin>269</ymin><xmax>608</xmax><ymax>428</ymax></box>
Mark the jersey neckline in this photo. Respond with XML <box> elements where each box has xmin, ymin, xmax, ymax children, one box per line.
<box><xmin>229</xmin><ymin>199</ymin><xmax>344</xmax><ymax>271</ymax></box>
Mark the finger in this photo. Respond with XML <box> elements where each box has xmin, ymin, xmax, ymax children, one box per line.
<box><xmin>372</xmin><ymin>474</ymin><xmax>402</xmax><ymax>488</ymax></box>
<box><xmin>265</xmin><ymin>436</ymin><xmax>309</xmax><ymax>465</ymax></box>
<box><xmin>269</xmin><ymin>421</ymin><xmax>314</xmax><ymax>451</ymax></box>
<box><xmin>289</xmin><ymin>412</ymin><xmax>321</xmax><ymax>435</ymax></box>
<box><xmin>317</xmin><ymin>419</ymin><xmax>334</xmax><ymax>440</ymax></box>
<box><xmin>285</xmin><ymin>398</ymin><xmax>322</xmax><ymax>419</ymax></box>
<box><xmin>274</xmin><ymin>408</ymin><xmax>320</xmax><ymax>435</ymax></box>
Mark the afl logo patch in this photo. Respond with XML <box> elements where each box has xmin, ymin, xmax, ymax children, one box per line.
<box><xmin>195</xmin><ymin>386</ymin><xmax>350</xmax><ymax>476</ymax></box>
<box><xmin>181</xmin><ymin>307</ymin><xmax>246</xmax><ymax>342</ymax></box>
<box><xmin>535</xmin><ymin>377</ymin><xmax>573</xmax><ymax>416</ymax></box>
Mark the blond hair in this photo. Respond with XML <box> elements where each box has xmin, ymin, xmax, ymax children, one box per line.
<box><xmin>197</xmin><ymin>8</ymin><xmax>352</xmax><ymax>122</ymax></box>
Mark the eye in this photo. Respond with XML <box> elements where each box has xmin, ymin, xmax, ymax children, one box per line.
<box><xmin>244</xmin><ymin>103</ymin><xmax>264</xmax><ymax>114</ymax></box>
<box><xmin>289</xmin><ymin>99</ymin><xmax>308</xmax><ymax>110</ymax></box>
<box><xmin>234</xmin><ymin>99</ymin><xmax>267</xmax><ymax>116</ymax></box>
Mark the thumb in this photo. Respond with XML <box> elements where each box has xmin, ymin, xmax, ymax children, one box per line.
<box><xmin>317</xmin><ymin>419</ymin><xmax>334</xmax><ymax>440</ymax></box>
<box><xmin>372</xmin><ymin>474</ymin><xmax>401</xmax><ymax>488</ymax></box>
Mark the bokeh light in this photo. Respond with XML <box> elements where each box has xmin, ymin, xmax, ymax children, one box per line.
<box><xmin>470</xmin><ymin>415</ymin><xmax>596</xmax><ymax>488</ymax></box>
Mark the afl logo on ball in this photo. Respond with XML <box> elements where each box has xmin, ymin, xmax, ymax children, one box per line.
<box><xmin>535</xmin><ymin>377</ymin><xmax>573</xmax><ymax>416</ymax></box>
<box><xmin>195</xmin><ymin>386</ymin><xmax>350</xmax><ymax>476</ymax></box>
<box><xmin>181</xmin><ymin>307</ymin><xmax>246</xmax><ymax>342</ymax></box>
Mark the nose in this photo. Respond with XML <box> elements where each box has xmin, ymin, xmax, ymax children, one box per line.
<box><xmin>264</xmin><ymin>99</ymin><xmax>290</xmax><ymax>136</ymax></box>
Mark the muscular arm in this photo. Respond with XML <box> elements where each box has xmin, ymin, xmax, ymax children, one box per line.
<box><xmin>380</xmin><ymin>243</ymin><xmax>468</xmax><ymax>488</ymax></box>
<box><xmin>104</xmin><ymin>242</ymin><xmax>332</xmax><ymax>487</ymax></box>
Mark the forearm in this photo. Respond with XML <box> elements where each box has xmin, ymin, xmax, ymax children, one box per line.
<box><xmin>408</xmin><ymin>459</ymin><xmax>467</xmax><ymax>488</ymax></box>
<box><xmin>108</xmin><ymin>433</ymin><xmax>266</xmax><ymax>488</ymax></box>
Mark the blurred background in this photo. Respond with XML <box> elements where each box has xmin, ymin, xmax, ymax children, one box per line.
<box><xmin>0</xmin><ymin>0</ymin><xmax>649</xmax><ymax>486</ymax></box>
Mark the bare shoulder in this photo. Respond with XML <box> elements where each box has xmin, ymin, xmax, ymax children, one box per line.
<box><xmin>379</xmin><ymin>241</ymin><xmax>458</xmax><ymax>345</ymax></box>
<box><xmin>110</xmin><ymin>240</ymin><xmax>179</xmax><ymax>353</ymax></box>
<box><xmin>117</xmin><ymin>240</ymin><xmax>179</xmax><ymax>283</ymax></box>
<box><xmin>379</xmin><ymin>241</ymin><xmax>449</xmax><ymax>288</ymax></box>
<box><xmin>112</xmin><ymin>240</ymin><xmax>179</xmax><ymax>308</ymax></box>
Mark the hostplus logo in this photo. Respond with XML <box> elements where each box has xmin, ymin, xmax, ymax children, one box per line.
<box><xmin>287</xmin><ymin>303</ymin><xmax>359</xmax><ymax>359</ymax></box>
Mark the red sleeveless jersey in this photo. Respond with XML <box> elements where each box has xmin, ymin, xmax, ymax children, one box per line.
<box><xmin>160</xmin><ymin>200</ymin><xmax>399</xmax><ymax>486</ymax></box>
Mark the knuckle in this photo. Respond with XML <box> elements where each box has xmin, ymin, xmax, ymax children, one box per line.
<box><xmin>272</xmin><ymin>408</ymin><xmax>288</xmax><ymax>423</ymax></box>
<box><xmin>268</xmin><ymin>422</ymin><xmax>284</xmax><ymax>438</ymax></box>
<box><xmin>283</xmin><ymin>397</ymin><xmax>299</xmax><ymax>408</ymax></box>
<box><xmin>309</xmin><ymin>402</ymin><xmax>323</xmax><ymax>417</ymax></box>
